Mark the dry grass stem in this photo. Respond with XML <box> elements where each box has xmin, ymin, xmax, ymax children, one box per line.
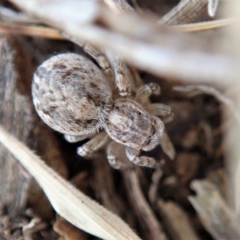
<box><xmin>148</xmin><ymin>168</ymin><xmax>163</xmax><ymax>204</ymax></box>
<box><xmin>8</xmin><ymin>0</ymin><xmax>239</xmax><ymax>84</ymax></box>
<box><xmin>0</xmin><ymin>18</ymin><xmax>234</xmax><ymax>39</ymax></box>
<box><xmin>171</xmin><ymin>18</ymin><xmax>235</xmax><ymax>32</ymax></box>
<box><xmin>0</xmin><ymin>125</ymin><xmax>141</xmax><ymax>240</ymax></box>
<box><xmin>0</xmin><ymin>21</ymin><xmax>64</xmax><ymax>39</ymax></box>
<box><xmin>223</xmin><ymin>0</ymin><xmax>240</xmax><ymax>214</ymax></box>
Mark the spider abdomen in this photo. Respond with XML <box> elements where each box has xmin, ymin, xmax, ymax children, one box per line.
<box><xmin>32</xmin><ymin>53</ymin><xmax>112</xmax><ymax>135</ymax></box>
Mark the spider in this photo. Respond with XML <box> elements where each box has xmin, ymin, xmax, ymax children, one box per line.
<box><xmin>32</xmin><ymin>43</ymin><xmax>175</xmax><ymax>169</ymax></box>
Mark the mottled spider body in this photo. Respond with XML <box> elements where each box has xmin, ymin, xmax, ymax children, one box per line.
<box><xmin>33</xmin><ymin>54</ymin><xmax>112</xmax><ymax>135</ymax></box>
<box><xmin>32</xmin><ymin>52</ymin><xmax>174</xmax><ymax>168</ymax></box>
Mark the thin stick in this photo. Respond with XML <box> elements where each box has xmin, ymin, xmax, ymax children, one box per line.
<box><xmin>123</xmin><ymin>170</ymin><xmax>168</xmax><ymax>240</ymax></box>
<box><xmin>0</xmin><ymin>21</ymin><xmax>64</xmax><ymax>39</ymax></box>
<box><xmin>172</xmin><ymin>18</ymin><xmax>236</xmax><ymax>32</ymax></box>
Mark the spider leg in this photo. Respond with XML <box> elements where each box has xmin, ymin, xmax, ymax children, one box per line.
<box><xmin>135</xmin><ymin>83</ymin><xmax>160</xmax><ymax>105</ymax></box>
<box><xmin>126</xmin><ymin>147</ymin><xmax>158</xmax><ymax>168</ymax></box>
<box><xmin>61</xmin><ymin>32</ymin><xmax>113</xmax><ymax>82</ymax></box>
<box><xmin>113</xmin><ymin>57</ymin><xmax>143</xmax><ymax>96</ymax></box>
<box><xmin>77</xmin><ymin>132</ymin><xmax>109</xmax><ymax>157</ymax></box>
<box><xmin>114</xmin><ymin>56</ymin><xmax>131</xmax><ymax>96</ymax></box>
<box><xmin>159</xmin><ymin>132</ymin><xmax>176</xmax><ymax>160</ymax></box>
<box><xmin>128</xmin><ymin>66</ymin><xmax>143</xmax><ymax>92</ymax></box>
<box><xmin>82</xmin><ymin>43</ymin><xmax>113</xmax><ymax>81</ymax></box>
<box><xmin>63</xmin><ymin>32</ymin><xmax>138</xmax><ymax>96</ymax></box>
<box><xmin>145</xmin><ymin>103</ymin><xmax>172</xmax><ymax>118</ymax></box>
<box><xmin>106</xmin><ymin>141</ymin><xmax>130</xmax><ymax>169</ymax></box>
<box><xmin>142</xmin><ymin>101</ymin><xmax>175</xmax><ymax>160</ymax></box>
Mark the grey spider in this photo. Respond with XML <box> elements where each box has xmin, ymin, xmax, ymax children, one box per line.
<box><xmin>32</xmin><ymin>49</ymin><xmax>174</xmax><ymax>169</ymax></box>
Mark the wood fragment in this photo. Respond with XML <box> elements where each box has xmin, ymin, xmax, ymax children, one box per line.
<box><xmin>123</xmin><ymin>169</ymin><xmax>168</xmax><ymax>240</ymax></box>
<box><xmin>54</xmin><ymin>216</ymin><xmax>87</xmax><ymax>240</ymax></box>
<box><xmin>148</xmin><ymin>167</ymin><xmax>163</xmax><ymax>204</ymax></box>
<box><xmin>0</xmin><ymin>213</ymin><xmax>29</xmax><ymax>239</ymax></box>
<box><xmin>199</xmin><ymin>122</ymin><xmax>214</xmax><ymax>157</ymax></box>
<box><xmin>157</xmin><ymin>199</ymin><xmax>200</xmax><ymax>240</ymax></box>
<box><xmin>189</xmin><ymin>180</ymin><xmax>240</xmax><ymax>240</ymax></box>
<box><xmin>0</xmin><ymin>36</ymin><xmax>67</xmax><ymax>219</ymax></box>
<box><xmin>22</xmin><ymin>217</ymin><xmax>47</xmax><ymax>240</ymax></box>
<box><xmin>222</xmin><ymin>0</ymin><xmax>240</xmax><ymax>215</ymax></box>
<box><xmin>174</xmin><ymin>152</ymin><xmax>200</xmax><ymax>184</ymax></box>
<box><xmin>161</xmin><ymin>0</ymin><xmax>208</xmax><ymax>25</ymax></box>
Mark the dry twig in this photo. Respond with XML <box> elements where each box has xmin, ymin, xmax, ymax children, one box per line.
<box><xmin>123</xmin><ymin>169</ymin><xmax>167</xmax><ymax>240</ymax></box>
<box><xmin>0</xmin><ymin>20</ymin><xmax>64</xmax><ymax>39</ymax></box>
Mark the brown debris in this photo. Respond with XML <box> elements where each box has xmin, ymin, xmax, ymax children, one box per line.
<box><xmin>54</xmin><ymin>216</ymin><xmax>87</xmax><ymax>240</ymax></box>
<box><xmin>0</xmin><ymin>0</ymin><xmax>238</xmax><ymax>239</ymax></box>
<box><xmin>189</xmin><ymin>180</ymin><xmax>240</xmax><ymax>240</ymax></box>
<box><xmin>123</xmin><ymin>169</ymin><xmax>168</xmax><ymax>240</ymax></box>
<box><xmin>157</xmin><ymin>199</ymin><xmax>200</xmax><ymax>240</ymax></box>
